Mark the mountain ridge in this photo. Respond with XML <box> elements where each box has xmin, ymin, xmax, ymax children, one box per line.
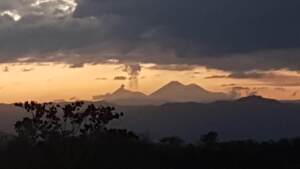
<box><xmin>93</xmin><ymin>81</ymin><xmax>235</xmax><ymax>105</ymax></box>
<box><xmin>0</xmin><ymin>96</ymin><xmax>299</xmax><ymax>141</ymax></box>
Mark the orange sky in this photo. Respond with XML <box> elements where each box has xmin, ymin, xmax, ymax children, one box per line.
<box><xmin>0</xmin><ymin>63</ymin><xmax>299</xmax><ymax>103</ymax></box>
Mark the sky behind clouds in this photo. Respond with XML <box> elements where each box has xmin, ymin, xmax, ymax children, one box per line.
<box><xmin>0</xmin><ymin>0</ymin><xmax>299</xmax><ymax>71</ymax></box>
<box><xmin>0</xmin><ymin>0</ymin><xmax>300</xmax><ymax>102</ymax></box>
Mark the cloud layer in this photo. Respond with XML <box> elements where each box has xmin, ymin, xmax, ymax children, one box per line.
<box><xmin>1</xmin><ymin>0</ymin><xmax>300</xmax><ymax>71</ymax></box>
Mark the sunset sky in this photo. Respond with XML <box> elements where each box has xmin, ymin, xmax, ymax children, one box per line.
<box><xmin>0</xmin><ymin>0</ymin><xmax>300</xmax><ymax>103</ymax></box>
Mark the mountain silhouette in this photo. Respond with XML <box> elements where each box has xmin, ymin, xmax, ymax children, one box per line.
<box><xmin>150</xmin><ymin>81</ymin><xmax>232</xmax><ymax>103</ymax></box>
<box><xmin>93</xmin><ymin>81</ymin><xmax>234</xmax><ymax>105</ymax></box>
<box><xmin>237</xmin><ymin>95</ymin><xmax>279</xmax><ymax>103</ymax></box>
<box><xmin>93</xmin><ymin>84</ymin><xmax>150</xmax><ymax>105</ymax></box>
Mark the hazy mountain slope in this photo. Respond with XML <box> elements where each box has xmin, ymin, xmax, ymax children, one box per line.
<box><xmin>150</xmin><ymin>81</ymin><xmax>233</xmax><ymax>103</ymax></box>
<box><xmin>110</xmin><ymin>96</ymin><xmax>300</xmax><ymax>141</ymax></box>
<box><xmin>93</xmin><ymin>85</ymin><xmax>147</xmax><ymax>100</ymax></box>
<box><xmin>93</xmin><ymin>85</ymin><xmax>152</xmax><ymax>105</ymax></box>
<box><xmin>93</xmin><ymin>81</ymin><xmax>234</xmax><ymax>105</ymax></box>
<box><xmin>0</xmin><ymin>104</ymin><xmax>26</xmax><ymax>134</ymax></box>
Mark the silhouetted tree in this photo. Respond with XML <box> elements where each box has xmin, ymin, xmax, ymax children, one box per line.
<box><xmin>14</xmin><ymin>101</ymin><xmax>123</xmax><ymax>143</ymax></box>
<box><xmin>200</xmin><ymin>131</ymin><xmax>218</xmax><ymax>145</ymax></box>
<box><xmin>4</xmin><ymin>102</ymin><xmax>300</xmax><ymax>169</ymax></box>
<box><xmin>160</xmin><ymin>136</ymin><xmax>184</xmax><ymax>146</ymax></box>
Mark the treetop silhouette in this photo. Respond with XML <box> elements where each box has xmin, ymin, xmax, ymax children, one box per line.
<box><xmin>14</xmin><ymin>101</ymin><xmax>124</xmax><ymax>143</ymax></box>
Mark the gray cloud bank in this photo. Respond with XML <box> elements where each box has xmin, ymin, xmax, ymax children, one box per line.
<box><xmin>0</xmin><ymin>0</ymin><xmax>300</xmax><ymax>71</ymax></box>
<box><xmin>207</xmin><ymin>71</ymin><xmax>300</xmax><ymax>87</ymax></box>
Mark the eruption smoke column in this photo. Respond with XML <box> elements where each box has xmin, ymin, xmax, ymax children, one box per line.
<box><xmin>123</xmin><ymin>64</ymin><xmax>141</xmax><ymax>90</ymax></box>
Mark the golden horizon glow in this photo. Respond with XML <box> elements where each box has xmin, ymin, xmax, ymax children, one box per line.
<box><xmin>0</xmin><ymin>63</ymin><xmax>299</xmax><ymax>103</ymax></box>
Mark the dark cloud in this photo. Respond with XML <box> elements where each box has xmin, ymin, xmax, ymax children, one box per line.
<box><xmin>95</xmin><ymin>77</ymin><xmax>107</xmax><ymax>80</ymax></box>
<box><xmin>21</xmin><ymin>68</ymin><xmax>34</xmax><ymax>72</ymax></box>
<box><xmin>252</xmin><ymin>87</ymin><xmax>268</xmax><ymax>91</ymax></box>
<box><xmin>193</xmin><ymin>72</ymin><xmax>202</xmax><ymax>75</ymax></box>
<box><xmin>0</xmin><ymin>0</ymin><xmax>300</xmax><ymax>71</ymax></box>
<box><xmin>232</xmin><ymin>86</ymin><xmax>251</xmax><ymax>91</ymax></box>
<box><xmin>69</xmin><ymin>62</ymin><xmax>85</xmax><ymax>68</ymax></box>
<box><xmin>205</xmin><ymin>75</ymin><xmax>228</xmax><ymax>79</ymax></box>
<box><xmin>114</xmin><ymin>76</ymin><xmax>127</xmax><ymax>80</ymax></box>
<box><xmin>75</xmin><ymin>0</ymin><xmax>300</xmax><ymax>56</ymax></box>
<box><xmin>207</xmin><ymin>72</ymin><xmax>288</xmax><ymax>80</ymax></box>
<box><xmin>72</xmin><ymin>0</ymin><xmax>300</xmax><ymax>71</ymax></box>
<box><xmin>3</xmin><ymin>66</ymin><xmax>9</xmax><ymax>72</ymax></box>
<box><xmin>209</xmin><ymin>71</ymin><xmax>300</xmax><ymax>87</ymax></box>
<box><xmin>231</xmin><ymin>86</ymin><xmax>269</xmax><ymax>97</ymax></box>
<box><xmin>221</xmin><ymin>83</ymin><xmax>237</xmax><ymax>87</ymax></box>
<box><xmin>274</xmin><ymin>87</ymin><xmax>287</xmax><ymax>92</ymax></box>
<box><xmin>149</xmin><ymin>64</ymin><xmax>197</xmax><ymax>71</ymax></box>
<box><xmin>123</xmin><ymin>64</ymin><xmax>141</xmax><ymax>89</ymax></box>
<box><xmin>230</xmin><ymin>72</ymin><xmax>300</xmax><ymax>87</ymax></box>
<box><xmin>228</xmin><ymin>72</ymin><xmax>267</xmax><ymax>79</ymax></box>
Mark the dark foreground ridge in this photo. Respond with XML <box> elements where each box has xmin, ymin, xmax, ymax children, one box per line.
<box><xmin>1</xmin><ymin>101</ymin><xmax>300</xmax><ymax>169</ymax></box>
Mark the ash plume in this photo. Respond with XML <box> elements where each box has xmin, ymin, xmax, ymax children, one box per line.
<box><xmin>123</xmin><ymin>64</ymin><xmax>141</xmax><ymax>90</ymax></box>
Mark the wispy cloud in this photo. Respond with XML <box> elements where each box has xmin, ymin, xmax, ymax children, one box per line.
<box><xmin>95</xmin><ymin>77</ymin><xmax>107</xmax><ymax>81</ymax></box>
<box><xmin>21</xmin><ymin>68</ymin><xmax>34</xmax><ymax>72</ymax></box>
<box><xmin>114</xmin><ymin>76</ymin><xmax>127</xmax><ymax>80</ymax></box>
<box><xmin>206</xmin><ymin>71</ymin><xmax>300</xmax><ymax>87</ymax></box>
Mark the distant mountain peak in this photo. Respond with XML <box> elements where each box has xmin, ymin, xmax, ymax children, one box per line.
<box><xmin>238</xmin><ymin>95</ymin><xmax>266</xmax><ymax>101</ymax></box>
<box><xmin>237</xmin><ymin>95</ymin><xmax>278</xmax><ymax>103</ymax></box>
<box><xmin>186</xmin><ymin>83</ymin><xmax>206</xmax><ymax>91</ymax></box>
<box><xmin>120</xmin><ymin>84</ymin><xmax>125</xmax><ymax>89</ymax></box>
<box><xmin>93</xmin><ymin>81</ymin><xmax>234</xmax><ymax>105</ymax></box>
<box><xmin>164</xmin><ymin>81</ymin><xmax>185</xmax><ymax>87</ymax></box>
<box><xmin>113</xmin><ymin>84</ymin><xmax>127</xmax><ymax>93</ymax></box>
<box><xmin>110</xmin><ymin>84</ymin><xmax>145</xmax><ymax>95</ymax></box>
<box><xmin>150</xmin><ymin>81</ymin><xmax>232</xmax><ymax>103</ymax></box>
<box><xmin>93</xmin><ymin>85</ymin><xmax>147</xmax><ymax>103</ymax></box>
<box><xmin>152</xmin><ymin>81</ymin><xmax>209</xmax><ymax>94</ymax></box>
<box><xmin>163</xmin><ymin>81</ymin><xmax>205</xmax><ymax>90</ymax></box>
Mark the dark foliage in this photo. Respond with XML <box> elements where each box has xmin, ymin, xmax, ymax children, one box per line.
<box><xmin>14</xmin><ymin>101</ymin><xmax>125</xmax><ymax>143</ymax></box>
<box><xmin>0</xmin><ymin>101</ymin><xmax>300</xmax><ymax>169</ymax></box>
<box><xmin>200</xmin><ymin>131</ymin><xmax>219</xmax><ymax>145</ymax></box>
